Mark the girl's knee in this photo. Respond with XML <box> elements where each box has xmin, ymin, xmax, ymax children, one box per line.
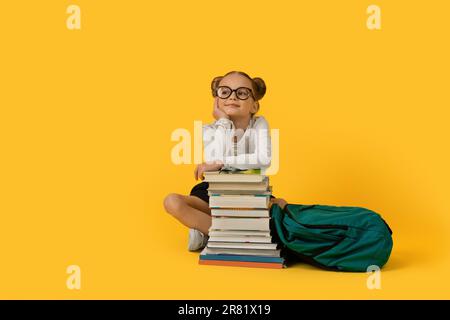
<box><xmin>163</xmin><ymin>193</ymin><xmax>185</xmax><ymax>215</ymax></box>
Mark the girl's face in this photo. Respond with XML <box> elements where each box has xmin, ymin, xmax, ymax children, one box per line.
<box><xmin>217</xmin><ymin>74</ymin><xmax>258</xmax><ymax>118</ymax></box>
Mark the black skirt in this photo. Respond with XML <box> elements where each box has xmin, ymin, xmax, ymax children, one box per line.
<box><xmin>189</xmin><ymin>181</ymin><xmax>210</xmax><ymax>204</ymax></box>
<box><xmin>189</xmin><ymin>181</ymin><xmax>276</xmax><ymax>204</ymax></box>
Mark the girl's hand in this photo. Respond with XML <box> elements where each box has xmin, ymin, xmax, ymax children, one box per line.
<box><xmin>269</xmin><ymin>197</ymin><xmax>288</xmax><ymax>210</ymax></box>
<box><xmin>194</xmin><ymin>161</ymin><xmax>224</xmax><ymax>181</ymax></box>
<box><xmin>212</xmin><ymin>97</ymin><xmax>229</xmax><ymax>120</ymax></box>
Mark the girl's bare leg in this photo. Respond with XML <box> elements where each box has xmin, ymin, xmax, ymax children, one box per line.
<box><xmin>163</xmin><ymin>193</ymin><xmax>212</xmax><ymax>235</ymax></box>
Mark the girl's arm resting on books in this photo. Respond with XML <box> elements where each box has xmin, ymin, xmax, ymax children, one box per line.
<box><xmin>202</xmin><ymin>118</ymin><xmax>233</xmax><ymax>165</ymax></box>
<box><xmin>222</xmin><ymin>152</ymin><xmax>271</xmax><ymax>170</ymax></box>
<box><xmin>194</xmin><ymin>161</ymin><xmax>224</xmax><ymax>181</ymax></box>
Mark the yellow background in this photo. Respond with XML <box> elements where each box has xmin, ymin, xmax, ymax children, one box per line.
<box><xmin>1</xmin><ymin>0</ymin><xmax>449</xmax><ymax>299</ymax></box>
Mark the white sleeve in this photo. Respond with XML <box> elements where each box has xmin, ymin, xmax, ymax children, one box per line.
<box><xmin>202</xmin><ymin>117</ymin><xmax>233</xmax><ymax>165</ymax></box>
<box><xmin>223</xmin><ymin>117</ymin><xmax>272</xmax><ymax>170</ymax></box>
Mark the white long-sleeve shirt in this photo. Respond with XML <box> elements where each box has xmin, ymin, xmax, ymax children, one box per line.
<box><xmin>202</xmin><ymin>116</ymin><xmax>272</xmax><ymax>172</ymax></box>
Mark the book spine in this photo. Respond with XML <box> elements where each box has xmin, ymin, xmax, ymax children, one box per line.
<box><xmin>199</xmin><ymin>260</ymin><xmax>284</xmax><ymax>269</ymax></box>
<box><xmin>200</xmin><ymin>254</ymin><xmax>284</xmax><ymax>263</ymax></box>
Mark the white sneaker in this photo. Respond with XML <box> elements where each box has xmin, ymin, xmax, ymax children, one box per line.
<box><xmin>188</xmin><ymin>229</ymin><xmax>209</xmax><ymax>252</ymax></box>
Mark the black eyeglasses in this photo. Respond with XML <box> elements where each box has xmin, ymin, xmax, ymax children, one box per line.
<box><xmin>216</xmin><ymin>86</ymin><xmax>255</xmax><ymax>100</ymax></box>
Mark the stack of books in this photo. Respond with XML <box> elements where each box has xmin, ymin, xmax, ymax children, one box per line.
<box><xmin>199</xmin><ymin>168</ymin><xmax>285</xmax><ymax>269</ymax></box>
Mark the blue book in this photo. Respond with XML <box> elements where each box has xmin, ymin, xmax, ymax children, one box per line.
<box><xmin>200</xmin><ymin>251</ymin><xmax>284</xmax><ymax>264</ymax></box>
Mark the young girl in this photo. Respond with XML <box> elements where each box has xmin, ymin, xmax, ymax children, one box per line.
<box><xmin>163</xmin><ymin>71</ymin><xmax>287</xmax><ymax>251</ymax></box>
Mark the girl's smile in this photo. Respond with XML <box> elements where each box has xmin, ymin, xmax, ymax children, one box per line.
<box><xmin>224</xmin><ymin>102</ymin><xmax>241</xmax><ymax>111</ymax></box>
<box><xmin>225</xmin><ymin>103</ymin><xmax>240</xmax><ymax>107</ymax></box>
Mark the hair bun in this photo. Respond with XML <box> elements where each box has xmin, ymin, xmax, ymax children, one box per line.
<box><xmin>252</xmin><ymin>77</ymin><xmax>266</xmax><ymax>100</ymax></box>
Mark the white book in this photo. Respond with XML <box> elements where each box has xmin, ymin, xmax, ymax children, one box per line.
<box><xmin>209</xmin><ymin>195</ymin><xmax>270</xmax><ymax>209</ymax></box>
<box><xmin>203</xmin><ymin>171</ymin><xmax>265</xmax><ymax>183</ymax></box>
<box><xmin>208</xmin><ymin>180</ymin><xmax>269</xmax><ymax>191</ymax></box>
<box><xmin>208</xmin><ymin>230</ymin><xmax>272</xmax><ymax>237</ymax></box>
<box><xmin>208</xmin><ymin>188</ymin><xmax>272</xmax><ymax>196</ymax></box>
<box><xmin>209</xmin><ymin>236</ymin><xmax>273</xmax><ymax>243</ymax></box>
<box><xmin>211</xmin><ymin>208</ymin><xmax>270</xmax><ymax>218</ymax></box>
<box><xmin>207</xmin><ymin>242</ymin><xmax>278</xmax><ymax>250</ymax></box>
<box><xmin>211</xmin><ymin>217</ymin><xmax>270</xmax><ymax>231</ymax></box>
<box><xmin>204</xmin><ymin>247</ymin><xmax>281</xmax><ymax>257</ymax></box>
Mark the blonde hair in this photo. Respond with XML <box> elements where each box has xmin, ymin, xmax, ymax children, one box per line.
<box><xmin>210</xmin><ymin>71</ymin><xmax>267</xmax><ymax>115</ymax></box>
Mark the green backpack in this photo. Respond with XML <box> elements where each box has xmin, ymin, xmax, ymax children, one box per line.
<box><xmin>271</xmin><ymin>203</ymin><xmax>393</xmax><ymax>272</ymax></box>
